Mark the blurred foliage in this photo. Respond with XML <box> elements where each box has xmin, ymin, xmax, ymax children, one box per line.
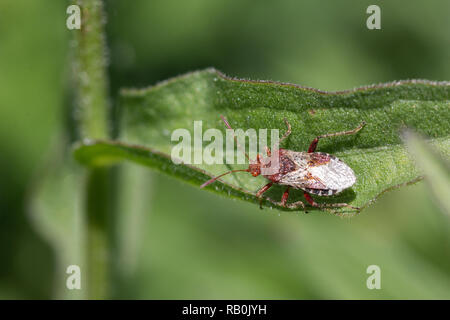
<box><xmin>403</xmin><ymin>130</ymin><xmax>450</xmax><ymax>216</ymax></box>
<box><xmin>0</xmin><ymin>0</ymin><xmax>449</xmax><ymax>299</ymax></box>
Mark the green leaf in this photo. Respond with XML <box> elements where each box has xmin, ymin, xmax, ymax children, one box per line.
<box><xmin>74</xmin><ymin>68</ymin><xmax>450</xmax><ymax>215</ymax></box>
<box><xmin>403</xmin><ymin>130</ymin><xmax>450</xmax><ymax>216</ymax></box>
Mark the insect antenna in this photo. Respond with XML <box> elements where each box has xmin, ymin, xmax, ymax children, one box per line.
<box><xmin>200</xmin><ymin>169</ymin><xmax>249</xmax><ymax>188</ymax></box>
<box><xmin>220</xmin><ymin>115</ymin><xmax>250</xmax><ymax>161</ymax></box>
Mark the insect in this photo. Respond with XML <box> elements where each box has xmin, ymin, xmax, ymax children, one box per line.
<box><xmin>200</xmin><ymin>116</ymin><xmax>366</xmax><ymax>212</ymax></box>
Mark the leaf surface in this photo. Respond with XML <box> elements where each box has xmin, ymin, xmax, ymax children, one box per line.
<box><xmin>75</xmin><ymin>69</ymin><xmax>450</xmax><ymax>215</ymax></box>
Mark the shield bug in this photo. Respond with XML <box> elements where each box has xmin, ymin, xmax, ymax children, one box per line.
<box><xmin>200</xmin><ymin>116</ymin><xmax>366</xmax><ymax>212</ymax></box>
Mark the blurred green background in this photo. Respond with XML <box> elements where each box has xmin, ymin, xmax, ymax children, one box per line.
<box><xmin>0</xmin><ymin>0</ymin><xmax>449</xmax><ymax>299</ymax></box>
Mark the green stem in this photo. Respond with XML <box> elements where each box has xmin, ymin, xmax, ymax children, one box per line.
<box><xmin>74</xmin><ymin>0</ymin><xmax>109</xmax><ymax>139</ymax></box>
<box><xmin>72</xmin><ymin>0</ymin><xmax>111</xmax><ymax>299</ymax></box>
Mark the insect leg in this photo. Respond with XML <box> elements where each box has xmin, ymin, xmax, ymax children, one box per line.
<box><xmin>280</xmin><ymin>187</ymin><xmax>290</xmax><ymax>206</ymax></box>
<box><xmin>303</xmin><ymin>192</ymin><xmax>359</xmax><ymax>210</ymax></box>
<box><xmin>279</xmin><ymin>118</ymin><xmax>292</xmax><ymax>144</ymax></box>
<box><xmin>285</xmin><ymin>201</ymin><xmax>306</xmax><ymax>212</ymax></box>
<box><xmin>307</xmin><ymin>121</ymin><xmax>366</xmax><ymax>153</ymax></box>
<box><xmin>256</xmin><ymin>182</ymin><xmax>273</xmax><ymax>209</ymax></box>
<box><xmin>261</xmin><ymin>192</ymin><xmax>307</xmax><ymax>212</ymax></box>
<box><xmin>281</xmin><ymin>186</ymin><xmax>307</xmax><ymax>212</ymax></box>
<box><xmin>256</xmin><ymin>182</ymin><xmax>273</xmax><ymax>197</ymax></box>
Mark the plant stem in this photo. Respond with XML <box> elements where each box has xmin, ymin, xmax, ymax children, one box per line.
<box><xmin>73</xmin><ymin>0</ymin><xmax>110</xmax><ymax>139</ymax></box>
<box><xmin>72</xmin><ymin>0</ymin><xmax>111</xmax><ymax>299</ymax></box>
